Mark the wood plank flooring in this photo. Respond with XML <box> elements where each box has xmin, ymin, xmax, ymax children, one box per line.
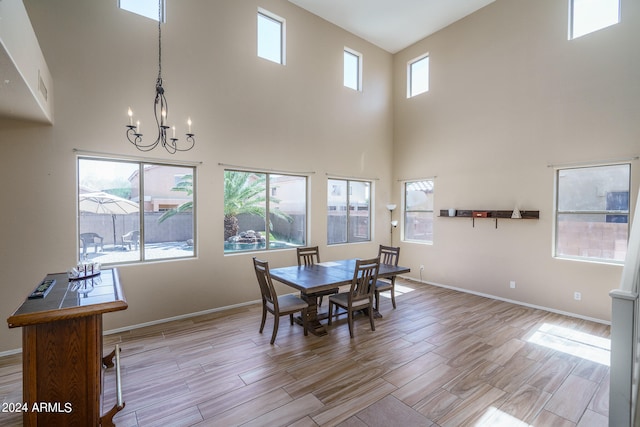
<box><xmin>0</xmin><ymin>279</ymin><xmax>610</xmax><ymax>426</ymax></box>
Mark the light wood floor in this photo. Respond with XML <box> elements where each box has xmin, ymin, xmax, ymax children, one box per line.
<box><xmin>0</xmin><ymin>279</ymin><xmax>610</xmax><ymax>426</ymax></box>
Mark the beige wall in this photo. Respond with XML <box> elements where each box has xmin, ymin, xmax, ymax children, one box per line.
<box><xmin>392</xmin><ymin>0</ymin><xmax>640</xmax><ymax>321</ymax></box>
<box><xmin>0</xmin><ymin>0</ymin><xmax>393</xmax><ymax>353</ymax></box>
<box><xmin>1</xmin><ymin>0</ymin><xmax>638</xmax><ymax>354</ymax></box>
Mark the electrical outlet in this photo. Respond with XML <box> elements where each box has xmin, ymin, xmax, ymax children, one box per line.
<box><xmin>420</xmin><ymin>265</ymin><xmax>425</xmax><ymax>271</ymax></box>
<box><xmin>509</xmin><ymin>281</ymin><xmax>516</xmax><ymax>289</ymax></box>
<box><xmin>574</xmin><ymin>292</ymin><xmax>582</xmax><ymax>301</ymax></box>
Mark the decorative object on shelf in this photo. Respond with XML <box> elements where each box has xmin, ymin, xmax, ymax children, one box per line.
<box><xmin>511</xmin><ymin>207</ymin><xmax>522</xmax><ymax>219</ymax></box>
<box><xmin>448</xmin><ymin>208</ymin><xmax>457</xmax><ymax>217</ymax></box>
<box><xmin>126</xmin><ymin>0</ymin><xmax>195</xmax><ymax>154</ymax></box>
<box><xmin>472</xmin><ymin>211</ymin><xmax>488</xmax><ymax>218</ymax></box>
<box><xmin>68</xmin><ymin>257</ymin><xmax>101</xmax><ymax>280</ymax></box>
<box><xmin>387</xmin><ymin>203</ymin><xmax>397</xmax><ymax>245</ymax></box>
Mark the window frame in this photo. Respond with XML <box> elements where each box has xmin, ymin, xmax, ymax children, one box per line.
<box><xmin>223</xmin><ymin>169</ymin><xmax>308</xmax><ymax>254</ymax></box>
<box><xmin>118</xmin><ymin>0</ymin><xmax>165</xmax><ymax>22</ymax></box>
<box><xmin>568</xmin><ymin>0</ymin><xmax>621</xmax><ymax>40</ymax></box>
<box><xmin>257</xmin><ymin>8</ymin><xmax>286</xmax><ymax>65</ymax></box>
<box><xmin>554</xmin><ymin>162</ymin><xmax>631</xmax><ymax>264</ymax></box>
<box><xmin>407</xmin><ymin>53</ymin><xmax>430</xmax><ymax>98</ymax></box>
<box><xmin>343</xmin><ymin>47</ymin><xmax>363</xmax><ymax>91</ymax></box>
<box><xmin>327</xmin><ymin>178</ymin><xmax>372</xmax><ymax>245</ymax></box>
<box><xmin>402</xmin><ymin>179</ymin><xmax>435</xmax><ymax>244</ymax></box>
<box><xmin>77</xmin><ymin>156</ymin><xmax>197</xmax><ymax>266</ymax></box>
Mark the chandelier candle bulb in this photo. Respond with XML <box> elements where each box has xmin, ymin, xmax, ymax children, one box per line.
<box><xmin>172</xmin><ymin>126</ymin><xmax>176</xmax><ymax>138</ymax></box>
<box><xmin>128</xmin><ymin>107</ymin><xmax>133</xmax><ymax>125</ymax></box>
<box><xmin>188</xmin><ymin>117</ymin><xmax>192</xmax><ymax>133</ymax></box>
<box><xmin>136</xmin><ymin>120</ymin><xmax>140</xmax><ymax>135</ymax></box>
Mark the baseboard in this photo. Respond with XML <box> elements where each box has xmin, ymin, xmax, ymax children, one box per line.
<box><xmin>103</xmin><ymin>299</ymin><xmax>262</xmax><ymax>335</ymax></box>
<box><xmin>0</xmin><ymin>348</ymin><xmax>21</xmax><ymax>358</ymax></box>
<box><xmin>401</xmin><ymin>275</ymin><xmax>610</xmax><ymax>325</ymax></box>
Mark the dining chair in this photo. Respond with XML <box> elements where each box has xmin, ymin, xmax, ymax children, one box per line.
<box><xmin>296</xmin><ymin>246</ymin><xmax>320</xmax><ymax>266</ymax></box>
<box><xmin>296</xmin><ymin>246</ymin><xmax>335</xmax><ymax>306</ymax></box>
<box><xmin>253</xmin><ymin>257</ymin><xmax>308</xmax><ymax>345</ymax></box>
<box><xmin>375</xmin><ymin>245</ymin><xmax>400</xmax><ymax>312</ymax></box>
<box><xmin>327</xmin><ymin>257</ymin><xmax>380</xmax><ymax>338</ymax></box>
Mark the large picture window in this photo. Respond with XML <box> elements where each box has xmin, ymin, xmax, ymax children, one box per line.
<box><xmin>404</xmin><ymin>179</ymin><xmax>434</xmax><ymax>243</ymax></box>
<box><xmin>78</xmin><ymin>157</ymin><xmax>195</xmax><ymax>265</ymax></box>
<box><xmin>555</xmin><ymin>163</ymin><xmax>630</xmax><ymax>263</ymax></box>
<box><xmin>327</xmin><ymin>179</ymin><xmax>371</xmax><ymax>245</ymax></box>
<box><xmin>224</xmin><ymin>170</ymin><xmax>307</xmax><ymax>253</ymax></box>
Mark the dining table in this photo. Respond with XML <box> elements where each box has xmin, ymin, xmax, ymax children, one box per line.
<box><xmin>269</xmin><ymin>258</ymin><xmax>410</xmax><ymax>336</ymax></box>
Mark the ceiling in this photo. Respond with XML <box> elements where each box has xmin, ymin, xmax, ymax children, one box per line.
<box><xmin>288</xmin><ymin>0</ymin><xmax>495</xmax><ymax>53</ymax></box>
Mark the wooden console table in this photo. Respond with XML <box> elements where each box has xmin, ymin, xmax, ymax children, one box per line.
<box><xmin>7</xmin><ymin>268</ymin><xmax>128</xmax><ymax>426</ymax></box>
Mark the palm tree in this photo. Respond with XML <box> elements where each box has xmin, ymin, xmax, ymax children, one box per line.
<box><xmin>158</xmin><ymin>174</ymin><xmax>193</xmax><ymax>223</ymax></box>
<box><xmin>224</xmin><ymin>171</ymin><xmax>291</xmax><ymax>241</ymax></box>
<box><xmin>160</xmin><ymin>171</ymin><xmax>291</xmax><ymax>241</ymax></box>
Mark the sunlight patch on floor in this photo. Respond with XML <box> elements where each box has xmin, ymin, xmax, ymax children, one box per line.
<box><xmin>475</xmin><ymin>406</ymin><xmax>529</xmax><ymax>426</ymax></box>
<box><xmin>527</xmin><ymin>323</ymin><xmax>610</xmax><ymax>366</ymax></box>
<box><xmin>379</xmin><ymin>283</ymin><xmax>416</xmax><ymax>299</ymax></box>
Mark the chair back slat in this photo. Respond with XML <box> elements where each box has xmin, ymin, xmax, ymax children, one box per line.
<box><xmin>350</xmin><ymin>257</ymin><xmax>380</xmax><ymax>301</ymax></box>
<box><xmin>253</xmin><ymin>258</ymin><xmax>278</xmax><ymax>309</ymax></box>
<box><xmin>378</xmin><ymin>245</ymin><xmax>400</xmax><ymax>266</ymax></box>
<box><xmin>297</xmin><ymin>246</ymin><xmax>320</xmax><ymax>266</ymax></box>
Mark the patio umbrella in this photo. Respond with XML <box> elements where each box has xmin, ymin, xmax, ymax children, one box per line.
<box><xmin>79</xmin><ymin>192</ymin><xmax>139</xmax><ymax>247</ymax></box>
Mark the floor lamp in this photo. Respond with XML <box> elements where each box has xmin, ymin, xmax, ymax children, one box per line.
<box><xmin>387</xmin><ymin>204</ymin><xmax>398</xmax><ymax>246</ymax></box>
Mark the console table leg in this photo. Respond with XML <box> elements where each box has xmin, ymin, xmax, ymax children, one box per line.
<box><xmin>102</xmin><ymin>348</ymin><xmax>117</xmax><ymax>368</ymax></box>
<box><xmin>100</xmin><ymin>402</ymin><xmax>125</xmax><ymax>427</ymax></box>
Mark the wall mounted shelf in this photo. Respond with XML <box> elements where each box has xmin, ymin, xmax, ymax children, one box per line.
<box><xmin>439</xmin><ymin>209</ymin><xmax>539</xmax><ymax>228</ymax></box>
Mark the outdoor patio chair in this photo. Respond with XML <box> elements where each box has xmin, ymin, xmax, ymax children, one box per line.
<box><xmin>122</xmin><ymin>230</ymin><xmax>140</xmax><ymax>250</ymax></box>
<box><xmin>80</xmin><ymin>232</ymin><xmax>104</xmax><ymax>255</ymax></box>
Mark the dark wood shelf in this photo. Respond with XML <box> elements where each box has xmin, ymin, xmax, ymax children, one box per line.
<box><xmin>439</xmin><ymin>209</ymin><xmax>539</xmax><ymax>228</ymax></box>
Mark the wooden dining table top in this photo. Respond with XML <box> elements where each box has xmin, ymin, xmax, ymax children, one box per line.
<box><xmin>269</xmin><ymin>258</ymin><xmax>410</xmax><ymax>295</ymax></box>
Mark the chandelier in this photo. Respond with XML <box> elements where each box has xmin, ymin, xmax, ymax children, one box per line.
<box><xmin>126</xmin><ymin>0</ymin><xmax>195</xmax><ymax>153</ymax></box>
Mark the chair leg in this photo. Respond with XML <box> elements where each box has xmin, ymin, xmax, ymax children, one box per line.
<box><xmin>374</xmin><ymin>291</ymin><xmax>380</xmax><ymax>312</ymax></box>
<box><xmin>347</xmin><ymin>309</ymin><xmax>354</xmax><ymax>338</ymax></box>
<box><xmin>289</xmin><ymin>313</ymin><xmax>294</xmax><ymax>325</ymax></box>
<box><xmin>270</xmin><ymin>316</ymin><xmax>279</xmax><ymax>345</ymax></box>
<box><xmin>259</xmin><ymin>305</ymin><xmax>267</xmax><ymax>333</ymax></box>
<box><xmin>327</xmin><ymin>302</ymin><xmax>333</xmax><ymax>325</ymax></box>
<box><xmin>390</xmin><ymin>287</ymin><xmax>396</xmax><ymax>309</ymax></box>
<box><xmin>369</xmin><ymin>302</ymin><xmax>376</xmax><ymax>332</ymax></box>
<box><xmin>318</xmin><ymin>296</ymin><xmax>324</xmax><ymax>306</ymax></box>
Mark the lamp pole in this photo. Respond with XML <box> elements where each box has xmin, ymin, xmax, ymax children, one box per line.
<box><xmin>387</xmin><ymin>204</ymin><xmax>397</xmax><ymax>246</ymax></box>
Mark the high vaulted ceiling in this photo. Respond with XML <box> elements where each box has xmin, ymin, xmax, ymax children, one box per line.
<box><xmin>288</xmin><ymin>0</ymin><xmax>495</xmax><ymax>53</ymax></box>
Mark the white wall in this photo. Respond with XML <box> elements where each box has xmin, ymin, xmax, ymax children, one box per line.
<box><xmin>0</xmin><ymin>0</ymin><xmax>393</xmax><ymax>353</ymax></box>
<box><xmin>392</xmin><ymin>0</ymin><xmax>640</xmax><ymax>321</ymax></box>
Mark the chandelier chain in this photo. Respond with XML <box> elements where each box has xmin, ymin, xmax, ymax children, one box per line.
<box><xmin>157</xmin><ymin>0</ymin><xmax>162</xmax><ymax>81</ymax></box>
<box><xmin>125</xmin><ymin>0</ymin><xmax>195</xmax><ymax>154</ymax></box>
